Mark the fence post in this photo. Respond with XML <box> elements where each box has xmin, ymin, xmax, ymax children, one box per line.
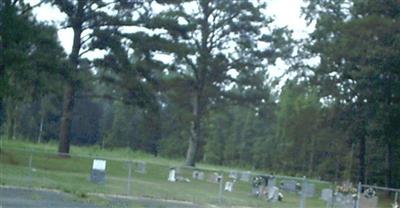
<box><xmin>300</xmin><ymin>176</ymin><xmax>306</xmax><ymax>208</ymax></box>
<box><xmin>395</xmin><ymin>192</ymin><xmax>398</xmax><ymax>207</ymax></box>
<box><xmin>28</xmin><ymin>152</ymin><xmax>33</xmax><ymax>187</ymax></box>
<box><xmin>127</xmin><ymin>161</ymin><xmax>132</xmax><ymax>196</ymax></box>
<box><xmin>355</xmin><ymin>182</ymin><xmax>361</xmax><ymax>208</ymax></box>
<box><xmin>218</xmin><ymin>174</ymin><xmax>224</xmax><ymax>204</ymax></box>
<box><xmin>330</xmin><ymin>182</ymin><xmax>335</xmax><ymax>208</ymax></box>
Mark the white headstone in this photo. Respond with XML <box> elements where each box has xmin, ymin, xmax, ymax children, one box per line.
<box><xmin>224</xmin><ymin>181</ymin><xmax>234</xmax><ymax>192</ymax></box>
<box><xmin>168</xmin><ymin>168</ymin><xmax>176</xmax><ymax>182</ymax></box>
<box><xmin>92</xmin><ymin>159</ymin><xmax>106</xmax><ymax>171</ymax></box>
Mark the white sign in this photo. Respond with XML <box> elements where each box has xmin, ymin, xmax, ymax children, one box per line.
<box><xmin>92</xmin><ymin>159</ymin><xmax>106</xmax><ymax>171</ymax></box>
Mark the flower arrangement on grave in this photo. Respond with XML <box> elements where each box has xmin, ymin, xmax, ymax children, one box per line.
<box><xmin>336</xmin><ymin>181</ymin><xmax>357</xmax><ymax>194</ymax></box>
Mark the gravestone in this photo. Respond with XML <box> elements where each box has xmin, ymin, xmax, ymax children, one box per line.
<box><xmin>335</xmin><ymin>193</ymin><xmax>354</xmax><ymax>208</ymax></box>
<box><xmin>197</xmin><ymin>171</ymin><xmax>204</xmax><ymax>180</ymax></box>
<box><xmin>136</xmin><ymin>161</ymin><xmax>146</xmax><ymax>174</ymax></box>
<box><xmin>224</xmin><ymin>181</ymin><xmax>234</xmax><ymax>192</ymax></box>
<box><xmin>90</xmin><ymin>159</ymin><xmax>106</xmax><ymax>184</ymax></box>
<box><xmin>208</xmin><ymin>172</ymin><xmax>222</xmax><ymax>183</ymax></box>
<box><xmin>192</xmin><ymin>170</ymin><xmax>204</xmax><ymax>180</ymax></box>
<box><xmin>168</xmin><ymin>168</ymin><xmax>176</xmax><ymax>182</ymax></box>
<box><xmin>267</xmin><ymin>186</ymin><xmax>280</xmax><ymax>202</ymax></box>
<box><xmin>360</xmin><ymin>193</ymin><xmax>378</xmax><ymax>208</ymax></box>
<box><xmin>192</xmin><ymin>170</ymin><xmax>199</xmax><ymax>179</ymax></box>
<box><xmin>267</xmin><ymin>177</ymin><xmax>276</xmax><ymax>192</ymax></box>
<box><xmin>321</xmin><ymin>188</ymin><xmax>333</xmax><ymax>202</ymax></box>
<box><xmin>240</xmin><ymin>171</ymin><xmax>251</xmax><ymax>182</ymax></box>
<box><xmin>280</xmin><ymin>180</ymin><xmax>297</xmax><ymax>192</ymax></box>
<box><xmin>229</xmin><ymin>170</ymin><xmax>239</xmax><ymax>179</ymax></box>
<box><xmin>303</xmin><ymin>183</ymin><xmax>315</xmax><ymax>197</ymax></box>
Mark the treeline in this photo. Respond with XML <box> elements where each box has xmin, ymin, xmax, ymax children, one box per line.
<box><xmin>1</xmin><ymin>0</ymin><xmax>399</xmax><ymax>189</ymax></box>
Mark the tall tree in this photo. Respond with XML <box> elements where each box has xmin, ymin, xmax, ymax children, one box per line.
<box><xmin>303</xmin><ymin>0</ymin><xmax>400</xmax><ymax>185</ymax></box>
<box><xmin>147</xmin><ymin>0</ymin><xmax>292</xmax><ymax>166</ymax></box>
<box><xmin>49</xmin><ymin>0</ymin><xmax>146</xmax><ymax>155</ymax></box>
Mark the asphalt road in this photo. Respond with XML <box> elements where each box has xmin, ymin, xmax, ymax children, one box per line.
<box><xmin>0</xmin><ymin>186</ymin><xmax>201</xmax><ymax>208</ymax></box>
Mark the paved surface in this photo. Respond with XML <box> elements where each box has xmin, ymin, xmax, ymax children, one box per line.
<box><xmin>0</xmin><ymin>186</ymin><xmax>201</xmax><ymax>208</ymax></box>
<box><xmin>0</xmin><ymin>187</ymin><xmax>101</xmax><ymax>208</ymax></box>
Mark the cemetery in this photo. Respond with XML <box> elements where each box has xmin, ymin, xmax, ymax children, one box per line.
<box><xmin>1</xmin><ymin>141</ymin><xmax>398</xmax><ymax>208</ymax></box>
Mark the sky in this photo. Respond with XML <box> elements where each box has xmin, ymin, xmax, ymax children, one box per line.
<box><xmin>31</xmin><ymin>0</ymin><xmax>312</xmax><ymax>79</ymax></box>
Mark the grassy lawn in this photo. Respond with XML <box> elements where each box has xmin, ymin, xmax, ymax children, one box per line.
<box><xmin>0</xmin><ymin>139</ymin><xmax>374</xmax><ymax>207</ymax></box>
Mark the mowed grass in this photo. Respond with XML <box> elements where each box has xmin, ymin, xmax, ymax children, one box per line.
<box><xmin>0</xmin><ymin>139</ymin><xmax>331</xmax><ymax>207</ymax></box>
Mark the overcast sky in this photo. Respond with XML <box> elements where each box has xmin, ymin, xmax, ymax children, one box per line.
<box><xmin>31</xmin><ymin>0</ymin><xmax>312</xmax><ymax>79</ymax></box>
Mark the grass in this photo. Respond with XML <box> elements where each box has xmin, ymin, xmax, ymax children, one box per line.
<box><xmin>0</xmin><ymin>139</ymin><xmax>391</xmax><ymax>208</ymax></box>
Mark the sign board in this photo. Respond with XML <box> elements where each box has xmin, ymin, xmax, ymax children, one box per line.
<box><xmin>90</xmin><ymin>159</ymin><xmax>106</xmax><ymax>183</ymax></box>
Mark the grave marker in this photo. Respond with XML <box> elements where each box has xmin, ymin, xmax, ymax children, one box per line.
<box><xmin>168</xmin><ymin>168</ymin><xmax>176</xmax><ymax>182</ymax></box>
<box><xmin>303</xmin><ymin>183</ymin><xmax>315</xmax><ymax>197</ymax></box>
<box><xmin>321</xmin><ymin>188</ymin><xmax>333</xmax><ymax>202</ymax></box>
<box><xmin>280</xmin><ymin>180</ymin><xmax>297</xmax><ymax>192</ymax></box>
<box><xmin>136</xmin><ymin>161</ymin><xmax>146</xmax><ymax>174</ymax></box>
<box><xmin>335</xmin><ymin>193</ymin><xmax>354</xmax><ymax>208</ymax></box>
<box><xmin>90</xmin><ymin>159</ymin><xmax>106</xmax><ymax>184</ymax></box>
<box><xmin>229</xmin><ymin>170</ymin><xmax>238</xmax><ymax>179</ymax></box>
<box><xmin>240</xmin><ymin>171</ymin><xmax>251</xmax><ymax>182</ymax></box>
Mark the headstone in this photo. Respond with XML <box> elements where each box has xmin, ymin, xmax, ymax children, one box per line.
<box><xmin>168</xmin><ymin>168</ymin><xmax>176</xmax><ymax>182</ymax></box>
<box><xmin>192</xmin><ymin>170</ymin><xmax>199</xmax><ymax>179</ymax></box>
<box><xmin>224</xmin><ymin>181</ymin><xmax>234</xmax><ymax>192</ymax></box>
<box><xmin>208</xmin><ymin>172</ymin><xmax>222</xmax><ymax>183</ymax></box>
<box><xmin>321</xmin><ymin>188</ymin><xmax>333</xmax><ymax>202</ymax></box>
<box><xmin>280</xmin><ymin>180</ymin><xmax>297</xmax><ymax>192</ymax></box>
<box><xmin>229</xmin><ymin>170</ymin><xmax>239</xmax><ymax>179</ymax></box>
<box><xmin>197</xmin><ymin>171</ymin><xmax>205</xmax><ymax>180</ymax></box>
<box><xmin>136</xmin><ymin>161</ymin><xmax>146</xmax><ymax>174</ymax></box>
<box><xmin>359</xmin><ymin>195</ymin><xmax>378</xmax><ymax>208</ymax></box>
<box><xmin>267</xmin><ymin>177</ymin><xmax>276</xmax><ymax>193</ymax></box>
<box><xmin>335</xmin><ymin>193</ymin><xmax>354</xmax><ymax>208</ymax></box>
<box><xmin>90</xmin><ymin>159</ymin><xmax>106</xmax><ymax>183</ymax></box>
<box><xmin>240</xmin><ymin>171</ymin><xmax>251</xmax><ymax>182</ymax></box>
<box><xmin>192</xmin><ymin>170</ymin><xmax>204</xmax><ymax>180</ymax></box>
<box><xmin>360</xmin><ymin>191</ymin><xmax>378</xmax><ymax>208</ymax></box>
<box><xmin>303</xmin><ymin>183</ymin><xmax>315</xmax><ymax>197</ymax></box>
<box><xmin>267</xmin><ymin>186</ymin><xmax>280</xmax><ymax>202</ymax></box>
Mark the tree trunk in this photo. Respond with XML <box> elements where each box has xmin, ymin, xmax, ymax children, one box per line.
<box><xmin>358</xmin><ymin>127</ymin><xmax>366</xmax><ymax>184</ymax></box>
<box><xmin>58</xmin><ymin>83</ymin><xmax>74</xmax><ymax>155</ymax></box>
<box><xmin>385</xmin><ymin>142</ymin><xmax>394</xmax><ymax>188</ymax></box>
<box><xmin>185</xmin><ymin>93</ymin><xmax>201</xmax><ymax>167</ymax></box>
<box><xmin>58</xmin><ymin>3</ymin><xmax>83</xmax><ymax>155</ymax></box>
<box><xmin>308</xmin><ymin>138</ymin><xmax>315</xmax><ymax>177</ymax></box>
<box><xmin>37</xmin><ymin>113</ymin><xmax>44</xmax><ymax>143</ymax></box>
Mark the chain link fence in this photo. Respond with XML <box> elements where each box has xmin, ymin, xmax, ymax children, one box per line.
<box><xmin>0</xmin><ymin>146</ymin><xmax>398</xmax><ymax>207</ymax></box>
